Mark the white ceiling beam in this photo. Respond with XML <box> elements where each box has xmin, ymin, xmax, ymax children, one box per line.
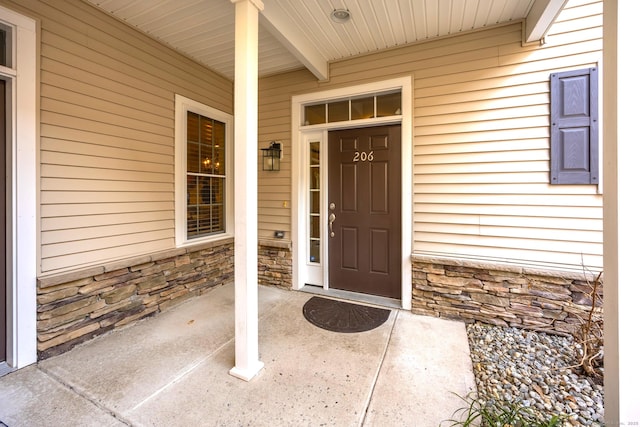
<box><xmin>524</xmin><ymin>0</ymin><xmax>568</xmax><ymax>43</ymax></box>
<box><xmin>260</xmin><ymin>3</ymin><xmax>328</xmax><ymax>81</ymax></box>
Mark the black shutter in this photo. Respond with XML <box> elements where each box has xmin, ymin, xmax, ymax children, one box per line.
<box><xmin>550</xmin><ymin>67</ymin><xmax>599</xmax><ymax>184</ymax></box>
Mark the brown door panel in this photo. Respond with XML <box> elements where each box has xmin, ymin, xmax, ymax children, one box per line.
<box><xmin>328</xmin><ymin>125</ymin><xmax>401</xmax><ymax>299</ymax></box>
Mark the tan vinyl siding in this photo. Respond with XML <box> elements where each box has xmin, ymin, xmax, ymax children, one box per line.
<box><xmin>258</xmin><ymin>72</ymin><xmax>320</xmax><ymax>240</ymax></box>
<box><xmin>410</xmin><ymin>0</ymin><xmax>603</xmax><ymax>269</ymax></box>
<box><xmin>258</xmin><ymin>0</ymin><xmax>603</xmax><ymax>270</ymax></box>
<box><xmin>1</xmin><ymin>0</ymin><xmax>233</xmax><ymax>274</ymax></box>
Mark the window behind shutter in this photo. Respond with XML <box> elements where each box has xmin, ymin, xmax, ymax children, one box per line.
<box><xmin>550</xmin><ymin>67</ymin><xmax>599</xmax><ymax>185</ymax></box>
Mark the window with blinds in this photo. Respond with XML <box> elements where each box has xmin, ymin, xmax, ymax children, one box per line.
<box><xmin>186</xmin><ymin>111</ymin><xmax>226</xmax><ymax>238</ymax></box>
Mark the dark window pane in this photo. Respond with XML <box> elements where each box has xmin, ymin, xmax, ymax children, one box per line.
<box><xmin>310</xmin><ymin>240</ymin><xmax>320</xmax><ymax>263</ymax></box>
<box><xmin>328</xmin><ymin>100</ymin><xmax>349</xmax><ymax>122</ymax></box>
<box><xmin>310</xmin><ymin>215</ymin><xmax>320</xmax><ymax>239</ymax></box>
<box><xmin>304</xmin><ymin>104</ymin><xmax>326</xmax><ymax>125</ymax></box>
<box><xmin>200</xmin><ymin>116</ymin><xmax>213</xmax><ymax>145</ymax></box>
<box><xmin>197</xmin><ymin>205</ymin><xmax>212</xmax><ymax>235</ymax></box>
<box><xmin>377</xmin><ymin>92</ymin><xmax>401</xmax><ymax>117</ymax></box>
<box><xmin>0</xmin><ymin>29</ymin><xmax>6</xmax><ymax>67</ymax></box>
<box><xmin>211</xmin><ymin>177</ymin><xmax>224</xmax><ymax>205</ymax></box>
<box><xmin>187</xmin><ymin>112</ymin><xmax>199</xmax><ymax>142</ymax></box>
<box><xmin>211</xmin><ymin>203</ymin><xmax>224</xmax><ymax>232</ymax></box>
<box><xmin>310</xmin><ymin>190</ymin><xmax>319</xmax><ymax>214</ymax></box>
<box><xmin>199</xmin><ymin>176</ymin><xmax>211</xmax><ymax>204</ymax></box>
<box><xmin>213</xmin><ymin>120</ymin><xmax>225</xmax><ymax>174</ymax></box>
<box><xmin>187</xmin><ymin>206</ymin><xmax>198</xmax><ymax>237</ymax></box>
<box><xmin>310</xmin><ymin>167</ymin><xmax>320</xmax><ymax>190</ymax></box>
<box><xmin>0</xmin><ymin>24</ymin><xmax>11</xmax><ymax>68</ymax></box>
<box><xmin>187</xmin><ymin>175</ymin><xmax>197</xmax><ymax>206</ymax></box>
<box><xmin>187</xmin><ymin>142</ymin><xmax>199</xmax><ymax>173</ymax></box>
<box><xmin>200</xmin><ymin>117</ymin><xmax>213</xmax><ymax>173</ymax></box>
<box><xmin>201</xmin><ymin>143</ymin><xmax>213</xmax><ymax>173</ymax></box>
<box><xmin>310</xmin><ymin>141</ymin><xmax>320</xmax><ymax>165</ymax></box>
<box><xmin>351</xmin><ymin>96</ymin><xmax>374</xmax><ymax>119</ymax></box>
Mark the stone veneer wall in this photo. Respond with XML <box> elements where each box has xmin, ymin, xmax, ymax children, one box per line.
<box><xmin>412</xmin><ymin>255</ymin><xmax>602</xmax><ymax>334</ymax></box>
<box><xmin>37</xmin><ymin>238</ymin><xmax>234</xmax><ymax>359</ymax></box>
<box><xmin>258</xmin><ymin>240</ymin><xmax>292</xmax><ymax>290</ymax></box>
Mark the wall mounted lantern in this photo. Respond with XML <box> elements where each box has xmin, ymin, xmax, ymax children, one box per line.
<box><xmin>262</xmin><ymin>141</ymin><xmax>282</xmax><ymax>171</ymax></box>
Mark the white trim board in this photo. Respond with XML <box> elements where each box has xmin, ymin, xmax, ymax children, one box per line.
<box><xmin>1</xmin><ymin>5</ymin><xmax>38</xmax><ymax>369</ymax></box>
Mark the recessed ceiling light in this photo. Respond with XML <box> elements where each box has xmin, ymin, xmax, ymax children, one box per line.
<box><xmin>330</xmin><ymin>8</ymin><xmax>351</xmax><ymax>23</ymax></box>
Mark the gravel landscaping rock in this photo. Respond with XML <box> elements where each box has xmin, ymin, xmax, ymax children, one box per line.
<box><xmin>467</xmin><ymin>323</ymin><xmax>604</xmax><ymax>426</ymax></box>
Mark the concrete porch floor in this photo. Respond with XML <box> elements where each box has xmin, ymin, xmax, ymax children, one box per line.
<box><xmin>0</xmin><ymin>284</ymin><xmax>476</xmax><ymax>426</ymax></box>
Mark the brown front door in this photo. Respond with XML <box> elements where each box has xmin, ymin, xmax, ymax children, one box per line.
<box><xmin>328</xmin><ymin>125</ymin><xmax>401</xmax><ymax>299</ymax></box>
<box><xmin>1</xmin><ymin>79</ymin><xmax>6</xmax><ymax>363</ymax></box>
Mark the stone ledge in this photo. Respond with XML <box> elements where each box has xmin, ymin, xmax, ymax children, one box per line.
<box><xmin>411</xmin><ymin>253</ymin><xmax>601</xmax><ymax>282</ymax></box>
<box><xmin>150</xmin><ymin>248</ymin><xmax>186</xmax><ymax>261</ymax></box>
<box><xmin>38</xmin><ymin>267</ymin><xmax>106</xmax><ymax>289</ymax></box>
<box><xmin>103</xmin><ymin>254</ymin><xmax>153</xmax><ymax>273</ymax></box>
<box><xmin>184</xmin><ymin>237</ymin><xmax>234</xmax><ymax>253</ymax></box>
<box><xmin>258</xmin><ymin>239</ymin><xmax>292</xmax><ymax>250</ymax></box>
<box><xmin>38</xmin><ymin>238</ymin><xmax>235</xmax><ymax>289</ymax></box>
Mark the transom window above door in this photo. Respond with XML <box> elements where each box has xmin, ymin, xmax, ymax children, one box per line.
<box><xmin>303</xmin><ymin>90</ymin><xmax>401</xmax><ymax>126</ymax></box>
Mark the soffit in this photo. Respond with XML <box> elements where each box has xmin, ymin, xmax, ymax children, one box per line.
<box><xmin>85</xmin><ymin>0</ymin><xmax>565</xmax><ymax>81</ymax></box>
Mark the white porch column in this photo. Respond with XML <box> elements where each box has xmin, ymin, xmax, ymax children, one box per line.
<box><xmin>229</xmin><ymin>0</ymin><xmax>264</xmax><ymax>381</ymax></box>
<box><xmin>603</xmin><ymin>0</ymin><xmax>640</xmax><ymax>424</ymax></box>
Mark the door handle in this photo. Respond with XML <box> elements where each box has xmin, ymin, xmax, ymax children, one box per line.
<box><xmin>328</xmin><ymin>213</ymin><xmax>336</xmax><ymax>237</ymax></box>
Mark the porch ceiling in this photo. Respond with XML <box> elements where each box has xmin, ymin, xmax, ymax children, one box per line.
<box><xmin>85</xmin><ymin>0</ymin><xmax>567</xmax><ymax>81</ymax></box>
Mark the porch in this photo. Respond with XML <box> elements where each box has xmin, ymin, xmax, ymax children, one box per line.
<box><xmin>0</xmin><ymin>284</ymin><xmax>475</xmax><ymax>426</ymax></box>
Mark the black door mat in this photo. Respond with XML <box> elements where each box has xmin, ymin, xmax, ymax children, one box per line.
<box><xmin>302</xmin><ymin>296</ymin><xmax>391</xmax><ymax>333</ymax></box>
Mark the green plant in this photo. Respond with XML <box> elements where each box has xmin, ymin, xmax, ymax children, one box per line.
<box><xmin>440</xmin><ymin>393</ymin><xmax>567</xmax><ymax>427</ymax></box>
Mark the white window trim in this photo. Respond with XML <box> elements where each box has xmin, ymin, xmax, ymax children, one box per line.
<box><xmin>174</xmin><ymin>95</ymin><xmax>234</xmax><ymax>247</ymax></box>
<box><xmin>291</xmin><ymin>76</ymin><xmax>413</xmax><ymax>310</ymax></box>
<box><xmin>1</xmin><ymin>5</ymin><xmax>37</xmax><ymax>369</ymax></box>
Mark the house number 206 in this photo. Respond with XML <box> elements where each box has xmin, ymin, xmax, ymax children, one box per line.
<box><xmin>353</xmin><ymin>151</ymin><xmax>374</xmax><ymax>162</ymax></box>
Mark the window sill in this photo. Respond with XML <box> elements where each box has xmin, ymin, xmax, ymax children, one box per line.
<box><xmin>178</xmin><ymin>234</ymin><xmax>234</xmax><ymax>250</ymax></box>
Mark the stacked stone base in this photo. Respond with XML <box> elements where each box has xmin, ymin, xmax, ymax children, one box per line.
<box><xmin>37</xmin><ymin>238</ymin><xmax>234</xmax><ymax>359</ymax></box>
<box><xmin>258</xmin><ymin>240</ymin><xmax>292</xmax><ymax>289</ymax></box>
<box><xmin>412</xmin><ymin>255</ymin><xmax>602</xmax><ymax>335</ymax></box>
<box><xmin>40</xmin><ymin>240</ymin><xmax>601</xmax><ymax>359</ymax></box>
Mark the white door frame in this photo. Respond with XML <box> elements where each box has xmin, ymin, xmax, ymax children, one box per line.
<box><xmin>1</xmin><ymin>6</ymin><xmax>38</xmax><ymax>369</ymax></box>
<box><xmin>291</xmin><ymin>76</ymin><xmax>413</xmax><ymax>309</ymax></box>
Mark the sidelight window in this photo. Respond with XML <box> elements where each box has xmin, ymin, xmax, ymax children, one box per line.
<box><xmin>309</xmin><ymin>140</ymin><xmax>321</xmax><ymax>263</ymax></box>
